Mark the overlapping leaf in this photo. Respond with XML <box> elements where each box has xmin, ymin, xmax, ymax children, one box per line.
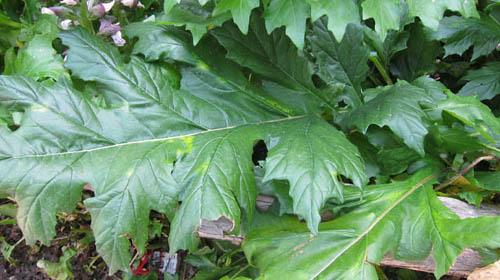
<box><xmin>0</xmin><ymin>27</ymin><xmax>367</xmax><ymax>274</ymax></box>
<box><xmin>3</xmin><ymin>34</ymin><xmax>66</xmax><ymax>80</ymax></box>
<box><xmin>342</xmin><ymin>83</ymin><xmax>434</xmax><ymax>156</ymax></box>
<box><xmin>124</xmin><ymin>22</ymin><xmax>295</xmax><ymax>116</ymax></box>
<box><xmin>309</xmin><ymin>19</ymin><xmax>370</xmax><ymax>107</ymax></box>
<box><xmin>390</xmin><ymin>24</ymin><xmax>441</xmax><ymax>81</ymax></box>
<box><xmin>213</xmin><ymin>0</ymin><xmax>259</xmax><ymax>34</ymax></box>
<box><xmin>212</xmin><ymin>15</ymin><xmax>331</xmax><ymax>114</ymax></box>
<box><xmin>305</xmin><ymin>0</ymin><xmax>359</xmax><ymax>42</ymax></box>
<box><xmin>458</xmin><ymin>62</ymin><xmax>500</xmax><ymax>100</ymax></box>
<box><xmin>406</xmin><ymin>0</ymin><xmax>479</xmax><ymax>29</ymax></box>
<box><xmin>243</xmin><ymin>169</ymin><xmax>500</xmax><ymax>279</ymax></box>
<box><xmin>432</xmin><ymin>92</ymin><xmax>500</xmax><ymax>144</ymax></box>
<box><xmin>163</xmin><ymin>0</ymin><xmax>479</xmax><ymax>49</ymax></box>
<box><xmin>361</xmin><ymin>0</ymin><xmax>401</xmax><ymax>41</ymax></box>
<box><xmin>262</xmin><ymin>117</ymin><xmax>367</xmax><ymax>234</ymax></box>
<box><xmin>433</xmin><ymin>14</ymin><xmax>500</xmax><ymax>61</ymax></box>
<box><xmin>2</xmin><ymin>14</ymin><xmax>65</xmax><ymax>80</ymax></box>
<box><xmin>159</xmin><ymin>0</ymin><xmax>231</xmax><ymax>45</ymax></box>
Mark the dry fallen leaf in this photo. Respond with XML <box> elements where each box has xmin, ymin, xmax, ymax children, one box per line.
<box><xmin>468</xmin><ymin>260</ymin><xmax>500</xmax><ymax>280</ymax></box>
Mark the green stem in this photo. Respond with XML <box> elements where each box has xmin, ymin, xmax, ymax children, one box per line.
<box><xmin>369</xmin><ymin>56</ymin><xmax>393</xmax><ymax>85</ymax></box>
<box><xmin>480</xmin><ymin>142</ymin><xmax>500</xmax><ymax>153</ymax></box>
<box><xmin>80</xmin><ymin>0</ymin><xmax>95</xmax><ymax>34</ymax></box>
<box><xmin>13</xmin><ymin>237</ymin><xmax>25</xmax><ymax>248</ymax></box>
<box><xmin>231</xmin><ymin>264</ymin><xmax>250</xmax><ymax>279</ymax></box>
<box><xmin>368</xmin><ymin>74</ymin><xmax>383</xmax><ymax>86</ymax></box>
<box><xmin>0</xmin><ymin>17</ymin><xmax>23</xmax><ymax>29</ymax></box>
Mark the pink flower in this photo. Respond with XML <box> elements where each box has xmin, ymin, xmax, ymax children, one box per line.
<box><xmin>97</xmin><ymin>18</ymin><xmax>121</xmax><ymax>36</ymax></box>
<box><xmin>40</xmin><ymin>6</ymin><xmax>72</xmax><ymax>17</ymax></box>
<box><xmin>89</xmin><ymin>0</ymin><xmax>115</xmax><ymax>17</ymax></box>
<box><xmin>41</xmin><ymin>7</ymin><xmax>56</xmax><ymax>15</ymax></box>
<box><xmin>60</xmin><ymin>19</ymin><xmax>73</xmax><ymax>30</ymax></box>
<box><xmin>111</xmin><ymin>31</ymin><xmax>126</xmax><ymax>46</ymax></box>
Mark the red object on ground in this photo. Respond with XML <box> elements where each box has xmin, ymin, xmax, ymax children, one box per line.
<box><xmin>131</xmin><ymin>250</ymin><xmax>151</xmax><ymax>276</ymax></box>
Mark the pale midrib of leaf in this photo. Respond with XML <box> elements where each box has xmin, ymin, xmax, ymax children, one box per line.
<box><xmin>7</xmin><ymin>116</ymin><xmax>305</xmax><ymax>159</ymax></box>
<box><xmin>312</xmin><ymin>173</ymin><xmax>437</xmax><ymax>278</ymax></box>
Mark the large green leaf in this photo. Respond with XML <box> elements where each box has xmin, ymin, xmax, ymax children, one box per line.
<box><xmin>0</xmin><ymin>28</ymin><xmax>367</xmax><ymax>274</ymax></box>
<box><xmin>244</xmin><ymin>169</ymin><xmax>500</xmax><ymax>279</ymax></box>
<box><xmin>343</xmin><ymin>83</ymin><xmax>434</xmax><ymax>156</ymax></box>
<box><xmin>0</xmin><ymin>76</ymin><xmax>184</xmax><ymax>274</ymax></box>
<box><xmin>458</xmin><ymin>62</ymin><xmax>500</xmax><ymax>100</ymax></box>
<box><xmin>124</xmin><ymin>22</ymin><xmax>294</xmax><ymax>116</ymax></box>
<box><xmin>262</xmin><ymin>117</ymin><xmax>367</xmax><ymax>234</ymax></box>
<box><xmin>433</xmin><ymin>14</ymin><xmax>500</xmax><ymax>61</ymax></box>
<box><xmin>309</xmin><ymin>19</ymin><xmax>370</xmax><ymax>107</ymax></box>
<box><xmin>212</xmin><ymin>15</ymin><xmax>332</xmax><ymax>114</ymax></box>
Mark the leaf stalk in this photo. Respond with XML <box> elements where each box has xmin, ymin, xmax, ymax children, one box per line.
<box><xmin>369</xmin><ymin>56</ymin><xmax>393</xmax><ymax>85</ymax></box>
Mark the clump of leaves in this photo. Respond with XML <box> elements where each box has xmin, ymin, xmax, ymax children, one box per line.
<box><xmin>1</xmin><ymin>0</ymin><xmax>500</xmax><ymax>279</ymax></box>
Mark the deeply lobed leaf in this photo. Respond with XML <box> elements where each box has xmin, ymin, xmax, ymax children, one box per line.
<box><xmin>244</xmin><ymin>169</ymin><xmax>500</xmax><ymax>279</ymax></box>
<box><xmin>0</xmin><ymin>28</ymin><xmax>368</xmax><ymax>274</ymax></box>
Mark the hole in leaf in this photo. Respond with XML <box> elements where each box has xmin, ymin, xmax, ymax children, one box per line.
<box><xmin>7</xmin><ymin>124</ymin><xmax>19</xmax><ymax>132</ymax></box>
<box><xmin>252</xmin><ymin>140</ymin><xmax>267</xmax><ymax>165</ymax></box>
